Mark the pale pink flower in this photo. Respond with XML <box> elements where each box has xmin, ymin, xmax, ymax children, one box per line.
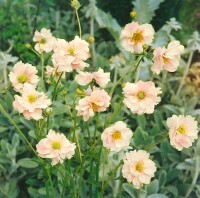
<box><xmin>120</xmin><ymin>22</ymin><xmax>155</xmax><ymax>53</ymax></box>
<box><xmin>151</xmin><ymin>41</ymin><xmax>184</xmax><ymax>74</ymax></box>
<box><xmin>36</xmin><ymin>129</ymin><xmax>76</xmax><ymax>166</ymax></box>
<box><xmin>13</xmin><ymin>84</ymin><xmax>51</xmax><ymax>120</ymax></box>
<box><xmin>101</xmin><ymin>121</ymin><xmax>133</xmax><ymax>152</ymax></box>
<box><xmin>75</xmin><ymin>68</ymin><xmax>110</xmax><ymax>88</ymax></box>
<box><xmin>122</xmin><ymin>150</ymin><xmax>156</xmax><ymax>189</ymax></box>
<box><xmin>9</xmin><ymin>61</ymin><xmax>39</xmax><ymax>93</ymax></box>
<box><xmin>45</xmin><ymin>65</ymin><xmax>65</xmax><ymax>83</ymax></box>
<box><xmin>123</xmin><ymin>81</ymin><xmax>161</xmax><ymax>115</ymax></box>
<box><xmin>53</xmin><ymin>36</ymin><xmax>90</xmax><ymax>72</ymax></box>
<box><xmin>167</xmin><ymin>115</ymin><xmax>198</xmax><ymax>151</ymax></box>
<box><xmin>33</xmin><ymin>28</ymin><xmax>56</xmax><ymax>53</ymax></box>
<box><xmin>76</xmin><ymin>87</ymin><xmax>111</xmax><ymax>121</ymax></box>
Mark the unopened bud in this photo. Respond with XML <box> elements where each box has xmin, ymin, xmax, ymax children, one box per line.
<box><xmin>122</xmin><ymin>82</ymin><xmax>126</xmax><ymax>88</ymax></box>
<box><xmin>25</xmin><ymin>43</ymin><xmax>32</xmax><ymax>49</ymax></box>
<box><xmin>76</xmin><ymin>88</ymin><xmax>85</xmax><ymax>95</ymax></box>
<box><xmin>70</xmin><ymin>0</ymin><xmax>81</xmax><ymax>10</ymax></box>
<box><xmin>130</xmin><ymin>11</ymin><xmax>137</xmax><ymax>19</ymax></box>
<box><xmin>88</xmin><ymin>36</ymin><xmax>95</xmax><ymax>44</ymax></box>
<box><xmin>44</xmin><ymin>107</ymin><xmax>53</xmax><ymax>116</ymax></box>
<box><xmin>143</xmin><ymin>44</ymin><xmax>148</xmax><ymax>51</ymax></box>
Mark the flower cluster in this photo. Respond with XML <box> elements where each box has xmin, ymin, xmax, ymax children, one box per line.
<box><xmin>6</xmin><ymin>15</ymin><xmax>198</xmax><ymax>193</ymax></box>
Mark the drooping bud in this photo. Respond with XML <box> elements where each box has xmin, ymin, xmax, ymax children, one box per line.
<box><xmin>143</xmin><ymin>44</ymin><xmax>148</xmax><ymax>51</ymax></box>
<box><xmin>88</xmin><ymin>36</ymin><xmax>95</xmax><ymax>44</ymax></box>
<box><xmin>25</xmin><ymin>43</ymin><xmax>32</xmax><ymax>49</ymax></box>
<box><xmin>130</xmin><ymin>11</ymin><xmax>137</xmax><ymax>20</ymax></box>
<box><xmin>44</xmin><ymin>107</ymin><xmax>53</xmax><ymax>116</ymax></box>
<box><xmin>122</xmin><ymin>83</ymin><xmax>126</xmax><ymax>88</ymax></box>
<box><xmin>76</xmin><ymin>88</ymin><xmax>85</xmax><ymax>95</ymax></box>
<box><xmin>70</xmin><ymin>0</ymin><xmax>81</xmax><ymax>10</ymax></box>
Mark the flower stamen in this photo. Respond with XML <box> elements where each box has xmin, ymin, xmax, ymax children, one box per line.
<box><xmin>17</xmin><ymin>74</ymin><xmax>27</xmax><ymax>84</ymax></box>
<box><xmin>112</xmin><ymin>131</ymin><xmax>122</xmax><ymax>140</ymax></box>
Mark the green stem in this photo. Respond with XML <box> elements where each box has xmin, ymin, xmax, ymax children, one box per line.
<box><xmin>176</xmin><ymin>51</ymin><xmax>194</xmax><ymax>96</ymax></box>
<box><xmin>41</xmin><ymin>53</ymin><xmax>44</xmax><ymax>82</ymax></box>
<box><xmin>46</xmin><ymin>166</ymin><xmax>56</xmax><ymax>198</ymax></box>
<box><xmin>144</xmin><ymin>132</ymin><xmax>169</xmax><ymax>151</ymax></box>
<box><xmin>101</xmin><ymin>161</ymin><xmax>123</xmax><ymax>197</ymax></box>
<box><xmin>52</xmin><ymin>72</ymin><xmax>64</xmax><ymax>101</ymax></box>
<box><xmin>75</xmin><ymin>8</ymin><xmax>82</xmax><ymax>38</ymax></box>
<box><xmin>109</xmin><ymin>55</ymin><xmax>143</xmax><ymax>97</ymax></box>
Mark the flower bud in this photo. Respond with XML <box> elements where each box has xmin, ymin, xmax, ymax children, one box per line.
<box><xmin>88</xmin><ymin>36</ymin><xmax>95</xmax><ymax>44</ymax></box>
<box><xmin>44</xmin><ymin>107</ymin><xmax>53</xmax><ymax>116</ymax></box>
<box><xmin>70</xmin><ymin>0</ymin><xmax>81</xmax><ymax>10</ymax></box>
<box><xmin>122</xmin><ymin>82</ymin><xmax>126</xmax><ymax>88</ymax></box>
<box><xmin>143</xmin><ymin>44</ymin><xmax>148</xmax><ymax>51</ymax></box>
<box><xmin>76</xmin><ymin>88</ymin><xmax>85</xmax><ymax>95</ymax></box>
<box><xmin>25</xmin><ymin>43</ymin><xmax>32</xmax><ymax>49</ymax></box>
<box><xmin>130</xmin><ymin>11</ymin><xmax>137</xmax><ymax>20</ymax></box>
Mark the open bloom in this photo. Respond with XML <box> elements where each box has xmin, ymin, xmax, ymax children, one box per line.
<box><xmin>122</xmin><ymin>150</ymin><xmax>156</xmax><ymax>189</ymax></box>
<box><xmin>123</xmin><ymin>81</ymin><xmax>161</xmax><ymax>115</ymax></box>
<box><xmin>33</xmin><ymin>28</ymin><xmax>56</xmax><ymax>53</ymax></box>
<box><xmin>76</xmin><ymin>87</ymin><xmax>111</xmax><ymax>121</ymax></box>
<box><xmin>151</xmin><ymin>40</ymin><xmax>184</xmax><ymax>74</ymax></box>
<box><xmin>101</xmin><ymin>121</ymin><xmax>133</xmax><ymax>152</ymax></box>
<box><xmin>9</xmin><ymin>61</ymin><xmax>39</xmax><ymax>93</ymax></box>
<box><xmin>167</xmin><ymin>115</ymin><xmax>198</xmax><ymax>151</ymax></box>
<box><xmin>53</xmin><ymin>36</ymin><xmax>90</xmax><ymax>72</ymax></box>
<box><xmin>36</xmin><ymin>129</ymin><xmax>76</xmax><ymax>166</ymax></box>
<box><xmin>13</xmin><ymin>84</ymin><xmax>51</xmax><ymax>120</ymax></box>
<box><xmin>120</xmin><ymin>22</ymin><xmax>155</xmax><ymax>53</ymax></box>
<box><xmin>75</xmin><ymin>68</ymin><xmax>110</xmax><ymax>88</ymax></box>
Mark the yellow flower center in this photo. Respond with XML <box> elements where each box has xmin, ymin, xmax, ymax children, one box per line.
<box><xmin>68</xmin><ymin>47</ymin><xmax>75</xmax><ymax>55</ymax></box>
<box><xmin>131</xmin><ymin>32</ymin><xmax>144</xmax><ymax>44</ymax></box>
<box><xmin>92</xmin><ymin>103</ymin><xmax>98</xmax><ymax>111</ymax></box>
<box><xmin>135</xmin><ymin>161</ymin><xmax>144</xmax><ymax>172</ymax></box>
<box><xmin>39</xmin><ymin>38</ymin><xmax>46</xmax><ymax>44</ymax></box>
<box><xmin>137</xmin><ymin>91</ymin><xmax>145</xmax><ymax>99</ymax></box>
<box><xmin>17</xmin><ymin>74</ymin><xmax>27</xmax><ymax>84</ymax></box>
<box><xmin>163</xmin><ymin>56</ymin><xmax>170</xmax><ymax>64</ymax></box>
<box><xmin>112</xmin><ymin>131</ymin><xmax>122</xmax><ymax>140</ymax></box>
<box><xmin>52</xmin><ymin>141</ymin><xmax>61</xmax><ymax>150</ymax></box>
<box><xmin>177</xmin><ymin>126</ymin><xmax>186</xmax><ymax>135</ymax></box>
<box><xmin>28</xmin><ymin>94</ymin><xmax>37</xmax><ymax>103</ymax></box>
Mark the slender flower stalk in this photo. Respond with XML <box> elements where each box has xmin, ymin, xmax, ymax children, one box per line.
<box><xmin>176</xmin><ymin>51</ymin><xmax>194</xmax><ymax>96</ymax></box>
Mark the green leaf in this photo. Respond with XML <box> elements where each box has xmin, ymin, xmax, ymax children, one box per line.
<box><xmin>123</xmin><ymin>183</ymin><xmax>136</xmax><ymax>198</ymax></box>
<box><xmin>146</xmin><ymin>179</ymin><xmax>159</xmax><ymax>195</ymax></box>
<box><xmin>133</xmin><ymin>0</ymin><xmax>165</xmax><ymax>23</ymax></box>
<box><xmin>137</xmin><ymin>115</ymin><xmax>147</xmax><ymax>130</ymax></box>
<box><xmin>18</xmin><ymin>158</ymin><xmax>38</xmax><ymax>169</ymax></box>
<box><xmin>146</xmin><ymin>194</ymin><xmax>168</xmax><ymax>198</ymax></box>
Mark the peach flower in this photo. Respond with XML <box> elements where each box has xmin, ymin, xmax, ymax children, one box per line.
<box><xmin>120</xmin><ymin>22</ymin><xmax>155</xmax><ymax>53</ymax></box>
<box><xmin>122</xmin><ymin>150</ymin><xmax>156</xmax><ymax>189</ymax></box>
<box><xmin>123</xmin><ymin>81</ymin><xmax>161</xmax><ymax>115</ymax></box>
<box><xmin>167</xmin><ymin>115</ymin><xmax>198</xmax><ymax>151</ymax></box>
<box><xmin>53</xmin><ymin>36</ymin><xmax>90</xmax><ymax>72</ymax></box>
<box><xmin>13</xmin><ymin>84</ymin><xmax>51</xmax><ymax>120</ymax></box>
<box><xmin>75</xmin><ymin>68</ymin><xmax>110</xmax><ymax>88</ymax></box>
<box><xmin>9</xmin><ymin>61</ymin><xmax>39</xmax><ymax>93</ymax></box>
<box><xmin>101</xmin><ymin>121</ymin><xmax>133</xmax><ymax>152</ymax></box>
<box><xmin>36</xmin><ymin>129</ymin><xmax>76</xmax><ymax>166</ymax></box>
<box><xmin>151</xmin><ymin>40</ymin><xmax>184</xmax><ymax>74</ymax></box>
<box><xmin>33</xmin><ymin>28</ymin><xmax>56</xmax><ymax>53</ymax></box>
<box><xmin>76</xmin><ymin>87</ymin><xmax>111</xmax><ymax>121</ymax></box>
